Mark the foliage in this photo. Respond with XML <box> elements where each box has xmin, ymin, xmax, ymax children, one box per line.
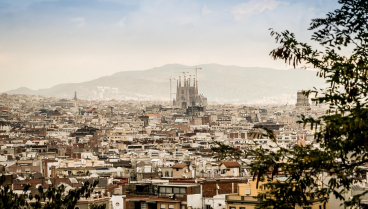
<box><xmin>213</xmin><ymin>0</ymin><xmax>368</xmax><ymax>208</ymax></box>
<box><xmin>0</xmin><ymin>175</ymin><xmax>103</xmax><ymax>209</ymax></box>
<box><xmin>89</xmin><ymin>203</ymin><xmax>107</xmax><ymax>209</ymax></box>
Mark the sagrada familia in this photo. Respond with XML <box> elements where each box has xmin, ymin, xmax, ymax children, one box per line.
<box><xmin>173</xmin><ymin>74</ymin><xmax>207</xmax><ymax>108</ymax></box>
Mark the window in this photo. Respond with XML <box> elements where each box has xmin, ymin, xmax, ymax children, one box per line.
<box><xmin>159</xmin><ymin>187</ymin><xmax>174</xmax><ymax>194</ymax></box>
<box><xmin>169</xmin><ymin>204</ymin><xmax>174</xmax><ymax>209</ymax></box>
<box><xmin>166</xmin><ymin>187</ymin><xmax>173</xmax><ymax>193</ymax></box>
<box><xmin>229</xmin><ymin>207</ymin><xmax>236</xmax><ymax>209</ymax></box>
<box><xmin>174</xmin><ymin>187</ymin><xmax>180</xmax><ymax>194</ymax></box>
<box><xmin>205</xmin><ymin>205</ymin><xmax>211</xmax><ymax>209</ymax></box>
<box><xmin>240</xmin><ymin>207</ymin><xmax>245</xmax><ymax>209</ymax></box>
<box><xmin>303</xmin><ymin>207</ymin><xmax>312</xmax><ymax>209</ymax></box>
<box><xmin>245</xmin><ymin>189</ymin><xmax>251</xmax><ymax>195</ymax></box>
<box><xmin>142</xmin><ymin>203</ymin><xmax>147</xmax><ymax>209</ymax></box>
<box><xmin>180</xmin><ymin>188</ymin><xmax>186</xmax><ymax>194</ymax></box>
<box><xmin>160</xmin><ymin>204</ymin><xmax>166</xmax><ymax>209</ymax></box>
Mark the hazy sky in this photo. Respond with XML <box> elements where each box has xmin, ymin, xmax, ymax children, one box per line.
<box><xmin>0</xmin><ymin>0</ymin><xmax>339</xmax><ymax>92</ymax></box>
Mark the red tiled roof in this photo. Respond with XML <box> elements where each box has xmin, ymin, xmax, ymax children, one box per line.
<box><xmin>172</xmin><ymin>164</ymin><xmax>187</xmax><ymax>169</ymax></box>
<box><xmin>0</xmin><ymin>107</ymin><xmax>9</xmax><ymax>111</ymax></box>
<box><xmin>222</xmin><ymin>161</ymin><xmax>241</xmax><ymax>168</ymax></box>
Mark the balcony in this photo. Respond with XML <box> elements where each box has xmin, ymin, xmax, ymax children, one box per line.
<box><xmin>226</xmin><ymin>195</ymin><xmax>262</xmax><ymax>204</ymax></box>
<box><xmin>158</xmin><ymin>193</ymin><xmax>185</xmax><ymax>199</ymax></box>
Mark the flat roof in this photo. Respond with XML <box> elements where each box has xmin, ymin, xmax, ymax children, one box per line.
<box><xmin>159</xmin><ymin>184</ymin><xmax>197</xmax><ymax>187</ymax></box>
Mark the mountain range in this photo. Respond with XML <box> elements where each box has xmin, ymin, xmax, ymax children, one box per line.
<box><xmin>4</xmin><ymin>64</ymin><xmax>325</xmax><ymax>103</ymax></box>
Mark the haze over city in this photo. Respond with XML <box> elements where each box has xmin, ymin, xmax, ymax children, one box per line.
<box><xmin>1</xmin><ymin>0</ymin><xmax>366</xmax><ymax>209</ymax></box>
<box><xmin>0</xmin><ymin>0</ymin><xmax>338</xmax><ymax>93</ymax></box>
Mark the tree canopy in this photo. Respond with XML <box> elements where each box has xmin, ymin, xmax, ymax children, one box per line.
<box><xmin>213</xmin><ymin>0</ymin><xmax>368</xmax><ymax>208</ymax></box>
<box><xmin>0</xmin><ymin>176</ymin><xmax>105</xmax><ymax>209</ymax></box>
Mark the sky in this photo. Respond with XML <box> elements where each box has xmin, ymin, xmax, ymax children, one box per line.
<box><xmin>0</xmin><ymin>0</ymin><xmax>340</xmax><ymax>92</ymax></box>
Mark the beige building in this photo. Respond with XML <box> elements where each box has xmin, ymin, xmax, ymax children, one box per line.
<box><xmin>172</xmin><ymin>164</ymin><xmax>194</xmax><ymax>179</ymax></box>
<box><xmin>226</xmin><ymin>178</ymin><xmax>328</xmax><ymax>209</ymax></box>
<box><xmin>219</xmin><ymin>161</ymin><xmax>241</xmax><ymax>177</ymax></box>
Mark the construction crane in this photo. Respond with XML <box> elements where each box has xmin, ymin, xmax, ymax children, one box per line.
<box><xmin>175</xmin><ymin>71</ymin><xmax>189</xmax><ymax>76</ymax></box>
<box><xmin>175</xmin><ymin>71</ymin><xmax>192</xmax><ymax>88</ymax></box>
<box><xmin>175</xmin><ymin>72</ymin><xmax>189</xmax><ymax>81</ymax></box>
<box><xmin>176</xmin><ymin>67</ymin><xmax>202</xmax><ymax>90</ymax></box>
<box><xmin>174</xmin><ymin>71</ymin><xmax>190</xmax><ymax>89</ymax></box>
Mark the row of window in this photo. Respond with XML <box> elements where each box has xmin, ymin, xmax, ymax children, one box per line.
<box><xmin>160</xmin><ymin>204</ymin><xmax>174</xmax><ymax>209</ymax></box>
<box><xmin>229</xmin><ymin>204</ymin><xmax>325</xmax><ymax>209</ymax></box>
<box><xmin>277</xmin><ymin>137</ymin><xmax>297</xmax><ymax>139</ymax></box>
<box><xmin>159</xmin><ymin>187</ymin><xmax>187</xmax><ymax>194</ymax></box>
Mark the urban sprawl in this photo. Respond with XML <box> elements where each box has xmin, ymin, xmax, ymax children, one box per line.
<box><xmin>0</xmin><ymin>76</ymin><xmax>343</xmax><ymax>209</ymax></box>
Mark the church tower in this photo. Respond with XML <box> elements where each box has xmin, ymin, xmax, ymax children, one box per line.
<box><xmin>73</xmin><ymin>91</ymin><xmax>78</xmax><ymax>101</ymax></box>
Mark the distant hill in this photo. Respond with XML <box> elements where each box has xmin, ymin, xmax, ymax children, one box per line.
<box><xmin>4</xmin><ymin>64</ymin><xmax>325</xmax><ymax>103</ymax></box>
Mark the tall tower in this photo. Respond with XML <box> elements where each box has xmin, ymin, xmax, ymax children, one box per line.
<box><xmin>296</xmin><ymin>90</ymin><xmax>310</xmax><ymax>107</ymax></box>
<box><xmin>73</xmin><ymin>91</ymin><xmax>78</xmax><ymax>101</ymax></box>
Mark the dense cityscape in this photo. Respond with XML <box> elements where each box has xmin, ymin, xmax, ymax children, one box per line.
<box><xmin>3</xmin><ymin>0</ymin><xmax>368</xmax><ymax>209</ymax></box>
<box><xmin>0</xmin><ymin>77</ymin><xmax>340</xmax><ymax>209</ymax></box>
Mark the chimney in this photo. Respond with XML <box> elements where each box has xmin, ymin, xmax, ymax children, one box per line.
<box><xmin>43</xmin><ymin>161</ymin><xmax>48</xmax><ymax>177</ymax></box>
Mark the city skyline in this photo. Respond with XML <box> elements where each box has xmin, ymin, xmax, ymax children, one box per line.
<box><xmin>0</xmin><ymin>0</ymin><xmax>339</xmax><ymax>92</ymax></box>
<box><xmin>0</xmin><ymin>1</ymin><xmax>366</xmax><ymax>208</ymax></box>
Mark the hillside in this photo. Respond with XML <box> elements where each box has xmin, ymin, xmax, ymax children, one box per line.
<box><xmin>5</xmin><ymin>64</ymin><xmax>325</xmax><ymax>103</ymax></box>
